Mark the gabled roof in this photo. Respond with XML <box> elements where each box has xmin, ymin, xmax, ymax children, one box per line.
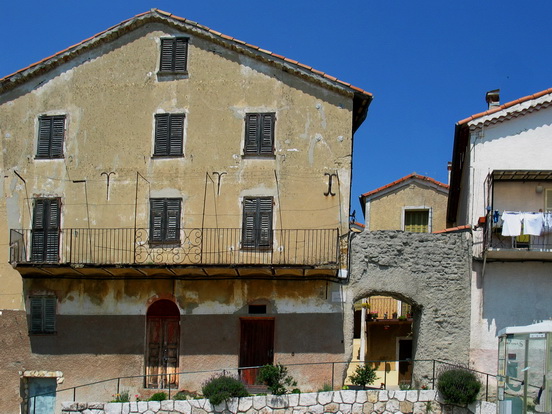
<box><xmin>448</xmin><ymin>87</ymin><xmax>552</xmax><ymax>224</ymax></box>
<box><xmin>359</xmin><ymin>173</ymin><xmax>449</xmax><ymax>216</ymax></box>
<box><xmin>0</xmin><ymin>9</ymin><xmax>372</xmax><ymax>132</ymax></box>
<box><xmin>458</xmin><ymin>87</ymin><xmax>552</xmax><ymax>129</ymax></box>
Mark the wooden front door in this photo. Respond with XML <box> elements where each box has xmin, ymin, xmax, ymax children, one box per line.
<box><xmin>146</xmin><ymin>300</ymin><xmax>180</xmax><ymax>389</ymax></box>
<box><xmin>239</xmin><ymin>318</ymin><xmax>274</xmax><ymax>385</ymax></box>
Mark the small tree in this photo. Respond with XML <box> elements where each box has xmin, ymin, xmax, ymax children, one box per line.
<box><xmin>257</xmin><ymin>364</ymin><xmax>297</xmax><ymax>395</ymax></box>
<box><xmin>349</xmin><ymin>364</ymin><xmax>378</xmax><ymax>389</ymax></box>
<box><xmin>202</xmin><ymin>375</ymin><xmax>249</xmax><ymax>405</ymax></box>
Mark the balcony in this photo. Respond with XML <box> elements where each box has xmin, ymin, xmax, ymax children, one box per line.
<box><xmin>10</xmin><ymin>228</ymin><xmax>342</xmax><ymax>279</ymax></box>
<box><xmin>483</xmin><ymin>213</ymin><xmax>552</xmax><ymax>261</ymax></box>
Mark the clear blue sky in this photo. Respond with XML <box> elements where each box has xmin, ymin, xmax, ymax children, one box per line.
<box><xmin>2</xmin><ymin>1</ymin><xmax>550</xmax><ymax>219</ymax></box>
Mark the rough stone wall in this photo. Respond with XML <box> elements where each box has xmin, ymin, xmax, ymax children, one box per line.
<box><xmin>346</xmin><ymin>230</ymin><xmax>472</xmax><ymax>379</ymax></box>
<box><xmin>61</xmin><ymin>390</ymin><xmax>496</xmax><ymax>414</ymax></box>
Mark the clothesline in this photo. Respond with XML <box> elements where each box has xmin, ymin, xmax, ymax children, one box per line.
<box><xmin>500</xmin><ymin>211</ymin><xmax>552</xmax><ymax>237</ymax></box>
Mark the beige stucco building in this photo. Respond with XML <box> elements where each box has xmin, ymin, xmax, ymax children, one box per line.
<box><xmin>0</xmin><ymin>10</ymin><xmax>372</xmax><ymax>413</ymax></box>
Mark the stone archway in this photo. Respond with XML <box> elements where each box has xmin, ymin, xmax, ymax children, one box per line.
<box><xmin>344</xmin><ymin>230</ymin><xmax>472</xmax><ymax>386</ymax></box>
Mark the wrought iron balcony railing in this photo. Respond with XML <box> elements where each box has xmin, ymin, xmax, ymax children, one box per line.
<box><xmin>10</xmin><ymin>228</ymin><xmax>340</xmax><ymax>268</ymax></box>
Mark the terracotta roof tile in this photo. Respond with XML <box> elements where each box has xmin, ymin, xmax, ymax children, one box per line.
<box><xmin>458</xmin><ymin>87</ymin><xmax>552</xmax><ymax>125</ymax></box>
<box><xmin>360</xmin><ymin>173</ymin><xmax>449</xmax><ymax>198</ymax></box>
<box><xmin>432</xmin><ymin>224</ymin><xmax>471</xmax><ymax>234</ymax></box>
<box><xmin>0</xmin><ymin>9</ymin><xmax>373</xmax><ymax>102</ymax></box>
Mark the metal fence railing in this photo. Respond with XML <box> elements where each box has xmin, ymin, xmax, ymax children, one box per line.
<box><xmin>10</xmin><ymin>228</ymin><xmax>340</xmax><ymax>268</ymax></box>
<box><xmin>23</xmin><ymin>359</ymin><xmax>498</xmax><ymax>413</ymax></box>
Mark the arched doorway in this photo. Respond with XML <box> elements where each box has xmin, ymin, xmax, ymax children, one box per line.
<box><xmin>145</xmin><ymin>299</ymin><xmax>180</xmax><ymax>389</ymax></box>
<box><xmin>348</xmin><ymin>294</ymin><xmax>415</xmax><ymax>388</ymax></box>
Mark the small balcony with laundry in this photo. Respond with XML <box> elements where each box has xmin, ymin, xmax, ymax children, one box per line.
<box><xmin>482</xmin><ymin>170</ymin><xmax>552</xmax><ymax>260</ymax></box>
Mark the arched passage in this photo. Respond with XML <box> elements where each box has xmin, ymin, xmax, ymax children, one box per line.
<box><xmin>145</xmin><ymin>299</ymin><xmax>180</xmax><ymax>389</ymax></box>
<box><xmin>346</xmin><ymin>230</ymin><xmax>472</xmax><ymax>387</ymax></box>
<box><xmin>347</xmin><ymin>292</ymin><xmax>418</xmax><ymax>388</ymax></box>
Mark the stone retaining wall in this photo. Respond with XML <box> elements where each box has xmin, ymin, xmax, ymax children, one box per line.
<box><xmin>61</xmin><ymin>389</ymin><xmax>496</xmax><ymax>414</ymax></box>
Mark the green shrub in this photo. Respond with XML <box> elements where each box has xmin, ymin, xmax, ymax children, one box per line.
<box><xmin>257</xmin><ymin>364</ymin><xmax>297</xmax><ymax>395</ymax></box>
<box><xmin>437</xmin><ymin>368</ymin><xmax>481</xmax><ymax>405</ymax></box>
<box><xmin>349</xmin><ymin>364</ymin><xmax>378</xmax><ymax>389</ymax></box>
<box><xmin>318</xmin><ymin>383</ymin><xmax>333</xmax><ymax>392</ymax></box>
<box><xmin>173</xmin><ymin>390</ymin><xmax>201</xmax><ymax>400</ymax></box>
<box><xmin>202</xmin><ymin>375</ymin><xmax>249</xmax><ymax>405</ymax></box>
<box><xmin>148</xmin><ymin>392</ymin><xmax>167</xmax><ymax>401</ymax></box>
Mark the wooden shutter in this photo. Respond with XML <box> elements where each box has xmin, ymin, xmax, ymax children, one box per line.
<box><xmin>242</xmin><ymin>198</ymin><xmax>257</xmax><ymax>248</ymax></box>
<box><xmin>174</xmin><ymin>38</ymin><xmax>188</xmax><ymax>72</ymax></box>
<box><xmin>258</xmin><ymin>197</ymin><xmax>273</xmax><ymax>247</ymax></box>
<box><xmin>150</xmin><ymin>199</ymin><xmax>165</xmax><ymax>242</ymax></box>
<box><xmin>31</xmin><ymin>199</ymin><xmax>60</xmax><ymax>262</ymax></box>
<box><xmin>260</xmin><ymin>113</ymin><xmax>275</xmax><ymax>154</ymax></box>
<box><xmin>154</xmin><ymin>114</ymin><xmax>170</xmax><ymax>155</ymax></box>
<box><xmin>404</xmin><ymin>210</ymin><xmax>429</xmax><ymax>233</ymax></box>
<box><xmin>166</xmin><ymin>199</ymin><xmax>181</xmax><ymax>241</ymax></box>
<box><xmin>160</xmin><ymin>38</ymin><xmax>175</xmax><ymax>72</ymax></box>
<box><xmin>30</xmin><ymin>297</ymin><xmax>56</xmax><ymax>333</ymax></box>
<box><xmin>242</xmin><ymin>197</ymin><xmax>273</xmax><ymax>248</ymax></box>
<box><xmin>37</xmin><ymin>116</ymin><xmax>64</xmax><ymax>158</ymax></box>
<box><xmin>30</xmin><ymin>297</ymin><xmax>44</xmax><ymax>332</ymax></box>
<box><xmin>168</xmin><ymin>115</ymin><xmax>184</xmax><ymax>156</ymax></box>
<box><xmin>244</xmin><ymin>114</ymin><xmax>260</xmax><ymax>154</ymax></box>
<box><xmin>160</xmin><ymin>38</ymin><xmax>188</xmax><ymax>73</ymax></box>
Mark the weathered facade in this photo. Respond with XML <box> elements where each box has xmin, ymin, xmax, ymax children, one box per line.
<box><xmin>448</xmin><ymin>88</ymin><xmax>552</xmax><ymax>375</ymax></box>
<box><xmin>0</xmin><ymin>9</ymin><xmax>372</xmax><ymax>413</ymax></box>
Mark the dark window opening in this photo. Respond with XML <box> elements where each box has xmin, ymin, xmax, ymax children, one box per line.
<box><xmin>154</xmin><ymin>113</ymin><xmax>184</xmax><ymax>156</ymax></box>
<box><xmin>242</xmin><ymin>197</ymin><xmax>273</xmax><ymax>249</ymax></box>
<box><xmin>37</xmin><ymin>115</ymin><xmax>65</xmax><ymax>158</ymax></box>
<box><xmin>249</xmin><ymin>305</ymin><xmax>267</xmax><ymax>314</ymax></box>
<box><xmin>244</xmin><ymin>113</ymin><xmax>275</xmax><ymax>156</ymax></box>
<box><xmin>159</xmin><ymin>37</ymin><xmax>188</xmax><ymax>73</ymax></box>
<box><xmin>30</xmin><ymin>296</ymin><xmax>56</xmax><ymax>334</ymax></box>
<box><xmin>150</xmin><ymin>198</ymin><xmax>181</xmax><ymax>244</ymax></box>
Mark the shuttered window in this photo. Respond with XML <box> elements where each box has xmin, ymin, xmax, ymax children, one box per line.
<box><xmin>404</xmin><ymin>210</ymin><xmax>429</xmax><ymax>233</ymax></box>
<box><xmin>30</xmin><ymin>296</ymin><xmax>56</xmax><ymax>334</ymax></box>
<box><xmin>244</xmin><ymin>113</ymin><xmax>275</xmax><ymax>156</ymax></box>
<box><xmin>37</xmin><ymin>115</ymin><xmax>65</xmax><ymax>158</ymax></box>
<box><xmin>31</xmin><ymin>198</ymin><xmax>61</xmax><ymax>262</ymax></box>
<box><xmin>150</xmin><ymin>198</ymin><xmax>181</xmax><ymax>243</ymax></box>
<box><xmin>546</xmin><ymin>189</ymin><xmax>552</xmax><ymax>212</ymax></box>
<box><xmin>154</xmin><ymin>114</ymin><xmax>185</xmax><ymax>156</ymax></box>
<box><xmin>242</xmin><ymin>197</ymin><xmax>273</xmax><ymax>249</ymax></box>
<box><xmin>159</xmin><ymin>37</ymin><xmax>188</xmax><ymax>73</ymax></box>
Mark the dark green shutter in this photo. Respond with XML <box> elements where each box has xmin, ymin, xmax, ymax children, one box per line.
<box><xmin>242</xmin><ymin>197</ymin><xmax>273</xmax><ymax>248</ymax></box>
<box><xmin>37</xmin><ymin>115</ymin><xmax>65</xmax><ymax>158</ymax></box>
<box><xmin>260</xmin><ymin>114</ymin><xmax>275</xmax><ymax>154</ymax></box>
<box><xmin>169</xmin><ymin>115</ymin><xmax>184</xmax><ymax>155</ymax></box>
<box><xmin>154</xmin><ymin>114</ymin><xmax>169</xmax><ymax>155</ymax></box>
<box><xmin>30</xmin><ymin>297</ymin><xmax>44</xmax><ymax>332</ymax></box>
<box><xmin>155</xmin><ymin>114</ymin><xmax>184</xmax><ymax>156</ymax></box>
<box><xmin>160</xmin><ymin>38</ymin><xmax>188</xmax><ymax>73</ymax></box>
<box><xmin>31</xmin><ymin>198</ymin><xmax>60</xmax><ymax>262</ymax></box>
<box><xmin>150</xmin><ymin>199</ymin><xmax>181</xmax><ymax>243</ymax></box>
<box><xmin>245</xmin><ymin>114</ymin><xmax>260</xmax><ymax>154</ymax></box>
<box><xmin>30</xmin><ymin>297</ymin><xmax>56</xmax><ymax>333</ymax></box>
<box><xmin>43</xmin><ymin>297</ymin><xmax>56</xmax><ymax>332</ymax></box>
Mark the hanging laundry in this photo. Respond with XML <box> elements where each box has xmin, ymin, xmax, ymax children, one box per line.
<box><xmin>501</xmin><ymin>212</ymin><xmax>522</xmax><ymax>236</ymax></box>
<box><xmin>523</xmin><ymin>212</ymin><xmax>544</xmax><ymax>236</ymax></box>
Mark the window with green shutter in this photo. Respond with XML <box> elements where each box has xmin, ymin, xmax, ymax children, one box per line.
<box><xmin>242</xmin><ymin>197</ymin><xmax>273</xmax><ymax>249</ymax></box>
<box><xmin>159</xmin><ymin>37</ymin><xmax>188</xmax><ymax>74</ymax></box>
<box><xmin>154</xmin><ymin>114</ymin><xmax>185</xmax><ymax>156</ymax></box>
<box><xmin>404</xmin><ymin>210</ymin><xmax>429</xmax><ymax>233</ymax></box>
<box><xmin>150</xmin><ymin>198</ymin><xmax>181</xmax><ymax>244</ymax></box>
<box><xmin>29</xmin><ymin>296</ymin><xmax>56</xmax><ymax>334</ymax></box>
<box><xmin>36</xmin><ymin>115</ymin><xmax>65</xmax><ymax>158</ymax></box>
<box><xmin>31</xmin><ymin>198</ymin><xmax>61</xmax><ymax>262</ymax></box>
<box><xmin>244</xmin><ymin>113</ymin><xmax>275</xmax><ymax>156</ymax></box>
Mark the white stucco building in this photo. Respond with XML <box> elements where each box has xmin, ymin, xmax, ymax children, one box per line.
<box><xmin>447</xmin><ymin>88</ymin><xmax>552</xmax><ymax>374</ymax></box>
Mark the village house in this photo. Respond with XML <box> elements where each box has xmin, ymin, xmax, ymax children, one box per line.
<box><xmin>447</xmin><ymin>88</ymin><xmax>552</xmax><ymax>375</ymax></box>
<box><xmin>0</xmin><ymin>9</ymin><xmax>372</xmax><ymax>413</ymax></box>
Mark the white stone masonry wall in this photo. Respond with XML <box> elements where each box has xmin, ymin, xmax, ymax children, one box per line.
<box><xmin>61</xmin><ymin>389</ymin><xmax>496</xmax><ymax>414</ymax></box>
